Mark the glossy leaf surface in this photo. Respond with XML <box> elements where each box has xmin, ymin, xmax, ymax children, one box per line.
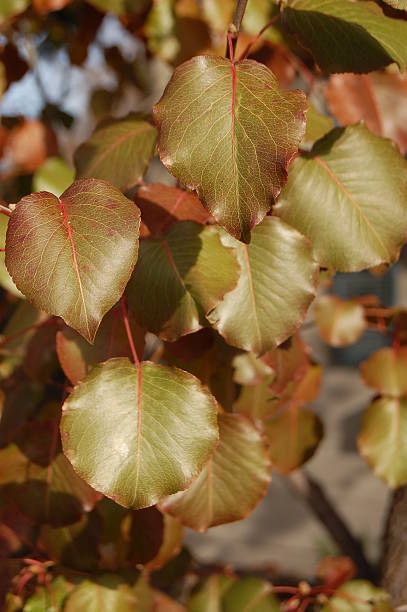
<box><xmin>154</xmin><ymin>56</ymin><xmax>307</xmax><ymax>242</ymax></box>
<box><xmin>75</xmin><ymin>114</ymin><xmax>157</xmax><ymax>190</ymax></box>
<box><xmin>282</xmin><ymin>0</ymin><xmax>407</xmax><ymax>73</ymax></box>
<box><xmin>6</xmin><ymin>178</ymin><xmax>140</xmax><ymax>342</ymax></box>
<box><xmin>161</xmin><ymin>413</ymin><xmax>271</xmax><ymax>531</ymax></box>
<box><xmin>314</xmin><ymin>295</ymin><xmax>366</xmax><ymax>347</ymax></box>
<box><xmin>208</xmin><ymin>217</ymin><xmax>318</xmax><ymax>354</ymax></box>
<box><xmin>127</xmin><ymin>222</ymin><xmax>240</xmax><ymax>341</ymax></box>
<box><xmin>358</xmin><ymin>398</ymin><xmax>407</xmax><ymax>488</ymax></box>
<box><xmin>360</xmin><ymin>347</ymin><xmax>407</xmax><ymax>397</ymax></box>
<box><xmin>61</xmin><ymin>358</ymin><xmax>219</xmax><ymax>509</ymax></box>
<box><xmin>275</xmin><ymin>124</ymin><xmax>407</xmax><ymax>272</ymax></box>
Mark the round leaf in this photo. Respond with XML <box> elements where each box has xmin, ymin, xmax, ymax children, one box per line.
<box><xmin>314</xmin><ymin>295</ymin><xmax>366</xmax><ymax>347</ymax></box>
<box><xmin>61</xmin><ymin>358</ymin><xmax>219</xmax><ymax>509</ymax></box>
<box><xmin>153</xmin><ymin>56</ymin><xmax>307</xmax><ymax>242</ymax></box>
<box><xmin>360</xmin><ymin>347</ymin><xmax>407</xmax><ymax>398</ymax></box>
<box><xmin>127</xmin><ymin>222</ymin><xmax>240</xmax><ymax>341</ymax></box>
<box><xmin>5</xmin><ymin>178</ymin><xmax>140</xmax><ymax>343</ymax></box>
<box><xmin>160</xmin><ymin>413</ymin><xmax>271</xmax><ymax>531</ymax></box>
<box><xmin>275</xmin><ymin>124</ymin><xmax>407</xmax><ymax>272</ymax></box>
<box><xmin>207</xmin><ymin>217</ymin><xmax>318</xmax><ymax>354</ymax></box>
<box><xmin>358</xmin><ymin>397</ymin><xmax>407</xmax><ymax>488</ymax></box>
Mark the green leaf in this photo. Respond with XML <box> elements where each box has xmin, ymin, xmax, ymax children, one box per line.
<box><xmin>207</xmin><ymin>217</ymin><xmax>318</xmax><ymax>354</ymax></box>
<box><xmin>222</xmin><ymin>577</ymin><xmax>279</xmax><ymax>612</ymax></box>
<box><xmin>302</xmin><ymin>103</ymin><xmax>334</xmax><ymax>148</ymax></box>
<box><xmin>127</xmin><ymin>222</ymin><xmax>240</xmax><ymax>341</ymax></box>
<box><xmin>61</xmin><ymin>358</ymin><xmax>219</xmax><ymax>509</ymax></box>
<box><xmin>86</xmin><ymin>0</ymin><xmax>150</xmax><ymax>16</ymax></box>
<box><xmin>64</xmin><ymin>575</ymin><xmax>139</xmax><ymax>612</ymax></box>
<box><xmin>33</xmin><ymin>157</ymin><xmax>75</xmax><ymax>197</ymax></box>
<box><xmin>188</xmin><ymin>574</ymin><xmax>235</xmax><ymax>612</ymax></box>
<box><xmin>56</xmin><ymin>306</ymin><xmax>145</xmax><ymax>385</ymax></box>
<box><xmin>0</xmin><ymin>215</ymin><xmax>23</xmax><ymax>298</ymax></box>
<box><xmin>282</xmin><ymin>0</ymin><xmax>407</xmax><ymax>73</ymax></box>
<box><xmin>5</xmin><ymin>178</ymin><xmax>140</xmax><ymax>343</ymax></box>
<box><xmin>314</xmin><ymin>295</ymin><xmax>367</xmax><ymax>347</ymax></box>
<box><xmin>160</xmin><ymin>413</ymin><xmax>270</xmax><ymax>531</ymax></box>
<box><xmin>74</xmin><ymin>114</ymin><xmax>157</xmax><ymax>191</ymax></box>
<box><xmin>0</xmin><ymin>0</ymin><xmax>29</xmax><ymax>23</ymax></box>
<box><xmin>154</xmin><ymin>56</ymin><xmax>307</xmax><ymax>242</ymax></box>
<box><xmin>23</xmin><ymin>577</ymin><xmax>69</xmax><ymax>612</ymax></box>
<box><xmin>358</xmin><ymin>397</ymin><xmax>407</xmax><ymax>488</ymax></box>
<box><xmin>322</xmin><ymin>579</ymin><xmax>393</xmax><ymax>611</ymax></box>
<box><xmin>274</xmin><ymin>124</ymin><xmax>407</xmax><ymax>272</ymax></box>
<box><xmin>360</xmin><ymin>347</ymin><xmax>407</xmax><ymax>397</ymax></box>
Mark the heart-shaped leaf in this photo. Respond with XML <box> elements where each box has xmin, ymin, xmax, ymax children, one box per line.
<box><xmin>360</xmin><ymin>347</ymin><xmax>407</xmax><ymax>398</ymax></box>
<box><xmin>61</xmin><ymin>358</ymin><xmax>219</xmax><ymax>509</ymax></box>
<box><xmin>153</xmin><ymin>56</ymin><xmax>307</xmax><ymax>242</ymax></box>
<box><xmin>6</xmin><ymin>178</ymin><xmax>140</xmax><ymax>343</ymax></box>
<box><xmin>282</xmin><ymin>0</ymin><xmax>407</xmax><ymax>73</ymax></box>
<box><xmin>74</xmin><ymin>114</ymin><xmax>157</xmax><ymax>191</ymax></box>
<box><xmin>207</xmin><ymin>217</ymin><xmax>318</xmax><ymax>354</ymax></box>
<box><xmin>160</xmin><ymin>413</ymin><xmax>271</xmax><ymax>531</ymax></box>
<box><xmin>274</xmin><ymin>124</ymin><xmax>407</xmax><ymax>272</ymax></box>
<box><xmin>127</xmin><ymin>221</ymin><xmax>240</xmax><ymax>341</ymax></box>
<box><xmin>314</xmin><ymin>295</ymin><xmax>366</xmax><ymax>347</ymax></box>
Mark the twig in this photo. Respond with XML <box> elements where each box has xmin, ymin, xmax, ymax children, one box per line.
<box><xmin>226</xmin><ymin>0</ymin><xmax>249</xmax><ymax>60</ymax></box>
<box><xmin>288</xmin><ymin>470</ymin><xmax>377</xmax><ymax>582</ymax></box>
<box><xmin>238</xmin><ymin>15</ymin><xmax>281</xmax><ymax>61</ymax></box>
<box><xmin>0</xmin><ymin>203</ymin><xmax>12</xmax><ymax>217</ymax></box>
<box><xmin>120</xmin><ymin>295</ymin><xmax>140</xmax><ymax>367</ymax></box>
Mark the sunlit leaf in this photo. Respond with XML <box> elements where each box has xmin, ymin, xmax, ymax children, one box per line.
<box><xmin>314</xmin><ymin>295</ymin><xmax>367</xmax><ymax>347</ymax></box>
<box><xmin>302</xmin><ymin>103</ymin><xmax>334</xmax><ymax>148</ymax></box>
<box><xmin>61</xmin><ymin>358</ymin><xmax>219</xmax><ymax>509</ymax></box>
<box><xmin>208</xmin><ymin>217</ymin><xmax>318</xmax><ymax>354</ymax></box>
<box><xmin>33</xmin><ymin>156</ymin><xmax>75</xmax><ymax>196</ymax></box>
<box><xmin>23</xmin><ymin>576</ymin><xmax>69</xmax><ymax>612</ymax></box>
<box><xmin>222</xmin><ymin>577</ymin><xmax>279</xmax><ymax>612</ymax></box>
<box><xmin>6</xmin><ymin>178</ymin><xmax>140</xmax><ymax>343</ymax></box>
<box><xmin>75</xmin><ymin>114</ymin><xmax>157</xmax><ymax>191</ymax></box>
<box><xmin>358</xmin><ymin>397</ymin><xmax>407</xmax><ymax>488</ymax></box>
<box><xmin>360</xmin><ymin>347</ymin><xmax>407</xmax><ymax>397</ymax></box>
<box><xmin>275</xmin><ymin>124</ymin><xmax>407</xmax><ymax>272</ymax></box>
<box><xmin>64</xmin><ymin>575</ymin><xmax>139</xmax><ymax>611</ymax></box>
<box><xmin>154</xmin><ymin>56</ymin><xmax>307</xmax><ymax>242</ymax></box>
<box><xmin>127</xmin><ymin>222</ymin><xmax>240</xmax><ymax>341</ymax></box>
<box><xmin>282</xmin><ymin>0</ymin><xmax>407</xmax><ymax>73</ymax></box>
<box><xmin>160</xmin><ymin>413</ymin><xmax>271</xmax><ymax>531</ymax></box>
<box><xmin>187</xmin><ymin>574</ymin><xmax>235</xmax><ymax>612</ymax></box>
<box><xmin>322</xmin><ymin>579</ymin><xmax>393</xmax><ymax>611</ymax></box>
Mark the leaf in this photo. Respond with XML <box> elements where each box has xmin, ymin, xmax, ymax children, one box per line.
<box><xmin>302</xmin><ymin>103</ymin><xmax>334</xmax><ymax>148</ymax></box>
<box><xmin>316</xmin><ymin>556</ymin><xmax>356</xmax><ymax>590</ymax></box>
<box><xmin>61</xmin><ymin>358</ymin><xmax>219</xmax><ymax>509</ymax></box>
<box><xmin>127</xmin><ymin>222</ymin><xmax>240</xmax><ymax>341</ymax></box>
<box><xmin>187</xmin><ymin>574</ymin><xmax>235</xmax><ymax>612</ymax></box>
<box><xmin>282</xmin><ymin>0</ymin><xmax>407</xmax><ymax>73</ymax></box>
<box><xmin>145</xmin><ymin>514</ymin><xmax>183</xmax><ymax>571</ymax></box>
<box><xmin>382</xmin><ymin>0</ymin><xmax>407</xmax><ymax>10</ymax></box>
<box><xmin>0</xmin><ymin>0</ymin><xmax>29</xmax><ymax>23</ymax></box>
<box><xmin>56</xmin><ymin>306</ymin><xmax>145</xmax><ymax>385</ymax></box>
<box><xmin>64</xmin><ymin>575</ymin><xmax>139</xmax><ymax>612</ymax></box>
<box><xmin>0</xmin><ymin>216</ymin><xmax>25</xmax><ymax>295</ymax></box>
<box><xmin>135</xmin><ymin>184</ymin><xmax>211</xmax><ymax>238</ymax></box>
<box><xmin>326</xmin><ymin>72</ymin><xmax>407</xmax><ymax>154</ymax></box>
<box><xmin>264</xmin><ymin>407</ymin><xmax>323</xmax><ymax>473</ymax></box>
<box><xmin>86</xmin><ymin>0</ymin><xmax>150</xmax><ymax>15</ymax></box>
<box><xmin>322</xmin><ymin>579</ymin><xmax>392</xmax><ymax>611</ymax></box>
<box><xmin>360</xmin><ymin>347</ymin><xmax>407</xmax><ymax>397</ymax></box>
<box><xmin>4</xmin><ymin>120</ymin><xmax>57</xmax><ymax>175</ymax></box>
<box><xmin>23</xmin><ymin>576</ymin><xmax>69</xmax><ymax>612</ymax></box>
<box><xmin>358</xmin><ymin>397</ymin><xmax>407</xmax><ymax>488</ymax></box>
<box><xmin>74</xmin><ymin>114</ymin><xmax>157</xmax><ymax>191</ymax></box>
<box><xmin>32</xmin><ymin>0</ymin><xmax>72</xmax><ymax>14</ymax></box>
<box><xmin>207</xmin><ymin>217</ymin><xmax>318</xmax><ymax>354</ymax></box>
<box><xmin>160</xmin><ymin>413</ymin><xmax>271</xmax><ymax>531</ymax></box>
<box><xmin>33</xmin><ymin>156</ymin><xmax>75</xmax><ymax>196</ymax></box>
<box><xmin>153</xmin><ymin>56</ymin><xmax>307</xmax><ymax>242</ymax></box>
<box><xmin>127</xmin><ymin>507</ymin><xmax>164</xmax><ymax>565</ymax></box>
<box><xmin>6</xmin><ymin>178</ymin><xmax>140</xmax><ymax>343</ymax></box>
<box><xmin>222</xmin><ymin>577</ymin><xmax>279</xmax><ymax>612</ymax></box>
<box><xmin>314</xmin><ymin>295</ymin><xmax>367</xmax><ymax>347</ymax></box>
<box><xmin>274</xmin><ymin>124</ymin><xmax>407</xmax><ymax>272</ymax></box>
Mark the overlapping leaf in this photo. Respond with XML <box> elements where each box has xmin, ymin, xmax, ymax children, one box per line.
<box><xmin>360</xmin><ymin>347</ymin><xmax>407</xmax><ymax>397</ymax></box>
<box><xmin>282</xmin><ymin>0</ymin><xmax>407</xmax><ymax>73</ymax></box>
<box><xmin>33</xmin><ymin>156</ymin><xmax>75</xmax><ymax>196</ymax></box>
<box><xmin>6</xmin><ymin>178</ymin><xmax>140</xmax><ymax>342</ymax></box>
<box><xmin>127</xmin><ymin>221</ymin><xmax>240</xmax><ymax>341</ymax></box>
<box><xmin>61</xmin><ymin>358</ymin><xmax>219</xmax><ymax>509</ymax></box>
<box><xmin>382</xmin><ymin>0</ymin><xmax>407</xmax><ymax>9</ymax></box>
<box><xmin>322</xmin><ymin>580</ymin><xmax>392</xmax><ymax>611</ymax></box>
<box><xmin>314</xmin><ymin>295</ymin><xmax>367</xmax><ymax>347</ymax></box>
<box><xmin>222</xmin><ymin>578</ymin><xmax>279</xmax><ymax>612</ymax></box>
<box><xmin>160</xmin><ymin>413</ymin><xmax>271</xmax><ymax>531</ymax></box>
<box><xmin>188</xmin><ymin>574</ymin><xmax>235</xmax><ymax>612</ymax></box>
<box><xmin>74</xmin><ymin>114</ymin><xmax>157</xmax><ymax>190</ymax></box>
<box><xmin>154</xmin><ymin>56</ymin><xmax>307</xmax><ymax>242</ymax></box>
<box><xmin>0</xmin><ymin>0</ymin><xmax>30</xmax><ymax>24</ymax></box>
<box><xmin>208</xmin><ymin>217</ymin><xmax>318</xmax><ymax>354</ymax></box>
<box><xmin>64</xmin><ymin>575</ymin><xmax>139</xmax><ymax>612</ymax></box>
<box><xmin>274</xmin><ymin>124</ymin><xmax>407</xmax><ymax>272</ymax></box>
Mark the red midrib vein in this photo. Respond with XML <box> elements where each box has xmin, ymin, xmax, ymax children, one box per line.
<box><xmin>58</xmin><ymin>197</ymin><xmax>90</xmax><ymax>339</ymax></box>
<box><xmin>161</xmin><ymin>240</ymin><xmax>187</xmax><ymax>290</ymax></box>
<box><xmin>86</xmin><ymin>125</ymin><xmax>152</xmax><ymax>175</ymax></box>
<box><xmin>230</xmin><ymin>60</ymin><xmax>238</xmax><ymax>224</ymax></box>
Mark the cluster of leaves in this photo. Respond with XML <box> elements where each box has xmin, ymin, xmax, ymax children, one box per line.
<box><xmin>1</xmin><ymin>0</ymin><xmax>407</xmax><ymax>609</ymax></box>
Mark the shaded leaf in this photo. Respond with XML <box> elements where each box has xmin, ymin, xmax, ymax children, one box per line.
<box><xmin>187</xmin><ymin>574</ymin><xmax>235</xmax><ymax>612</ymax></box>
<box><xmin>145</xmin><ymin>514</ymin><xmax>183</xmax><ymax>571</ymax></box>
<box><xmin>360</xmin><ymin>347</ymin><xmax>407</xmax><ymax>397</ymax></box>
<box><xmin>326</xmin><ymin>72</ymin><xmax>407</xmax><ymax>154</ymax></box>
<box><xmin>23</xmin><ymin>576</ymin><xmax>69</xmax><ymax>612</ymax></box>
<box><xmin>64</xmin><ymin>574</ymin><xmax>139</xmax><ymax>611</ymax></box>
<box><xmin>275</xmin><ymin>124</ymin><xmax>407</xmax><ymax>272</ymax></box>
<box><xmin>74</xmin><ymin>114</ymin><xmax>157</xmax><ymax>191</ymax></box>
<box><xmin>127</xmin><ymin>507</ymin><xmax>164</xmax><ymax>565</ymax></box>
<box><xmin>282</xmin><ymin>0</ymin><xmax>407</xmax><ymax>73</ymax></box>
<box><xmin>33</xmin><ymin>157</ymin><xmax>75</xmax><ymax>196</ymax></box>
<box><xmin>0</xmin><ymin>0</ymin><xmax>29</xmax><ymax>24</ymax></box>
<box><xmin>322</xmin><ymin>579</ymin><xmax>392</xmax><ymax>611</ymax></box>
<box><xmin>86</xmin><ymin>0</ymin><xmax>150</xmax><ymax>15</ymax></box>
<box><xmin>208</xmin><ymin>217</ymin><xmax>318</xmax><ymax>354</ymax></box>
<box><xmin>358</xmin><ymin>397</ymin><xmax>407</xmax><ymax>488</ymax></box>
<box><xmin>222</xmin><ymin>577</ymin><xmax>279</xmax><ymax>612</ymax></box>
<box><xmin>127</xmin><ymin>222</ymin><xmax>240</xmax><ymax>341</ymax></box>
<box><xmin>314</xmin><ymin>295</ymin><xmax>367</xmax><ymax>347</ymax></box>
<box><xmin>61</xmin><ymin>358</ymin><xmax>219</xmax><ymax>509</ymax></box>
<box><xmin>154</xmin><ymin>56</ymin><xmax>307</xmax><ymax>242</ymax></box>
<box><xmin>6</xmin><ymin>178</ymin><xmax>140</xmax><ymax>343</ymax></box>
<box><xmin>160</xmin><ymin>413</ymin><xmax>271</xmax><ymax>531</ymax></box>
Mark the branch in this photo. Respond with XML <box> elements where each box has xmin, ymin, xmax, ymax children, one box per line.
<box><xmin>0</xmin><ymin>203</ymin><xmax>12</xmax><ymax>217</ymax></box>
<box><xmin>226</xmin><ymin>0</ymin><xmax>249</xmax><ymax>60</ymax></box>
<box><xmin>288</xmin><ymin>470</ymin><xmax>377</xmax><ymax>582</ymax></box>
